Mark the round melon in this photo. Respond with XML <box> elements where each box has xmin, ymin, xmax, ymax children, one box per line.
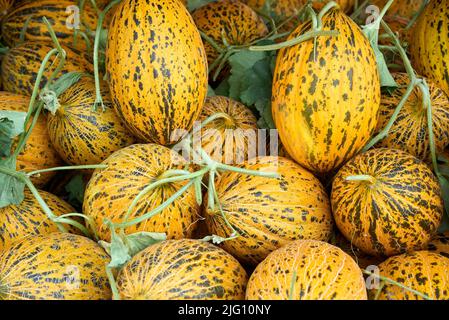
<box><xmin>246</xmin><ymin>240</ymin><xmax>367</xmax><ymax>300</ymax></box>
<box><xmin>410</xmin><ymin>0</ymin><xmax>449</xmax><ymax>97</ymax></box>
<box><xmin>199</xmin><ymin>96</ymin><xmax>258</xmax><ymax>164</ymax></box>
<box><xmin>0</xmin><ymin>189</ymin><xmax>78</xmax><ymax>251</ymax></box>
<box><xmin>83</xmin><ymin>144</ymin><xmax>200</xmax><ymax>241</ymax></box>
<box><xmin>0</xmin><ymin>91</ymin><xmax>63</xmax><ymax>187</ymax></box>
<box><xmin>116</xmin><ymin>239</ymin><xmax>248</xmax><ymax>300</ymax></box>
<box><xmin>375</xmin><ymin>73</ymin><xmax>449</xmax><ymax>162</ymax></box>
<box><xmin>331</xmin><ymin>148</ymin><xmax>443</xmax><ymax>257</ymax></box>
<box><xmin>192</xmin><ymin>0</ymin><xmax>268</xmax><ymax>75</ymax></box>
<box><xmin>106</xmin><ymin>0</ymin><xmax>208</xmax><ymax>145</ymax></box>
<box><xmin>1</xmin><ymin>41</ymin><xmax>93</xmax><ymax>96</ymax></box>
<box><xmin>427</xmin><ymin>231</ymin><xmax>449</xmax><ymax>259</ymax></box>
<box><xmin>0</xmin><ymin>233</ymin><xmax>111</xmax><ymax>300</ymax></box>
<box><xmin>370</xmin><ymin>251</ymin><xmax>449</xmax><ymax>300</ymax></box>
<box><xmin>46</xmin><ymin>78</ymin><xmax>135</xmax><ymax>165</ymax></box>
<box><xmin>204</xmin><ymin>156</ymin><xmax>333</xmax><ymax>265</ymax></box>
<box><xmin>272</xmin><ymin>8</ymin><xmax>380</xmax><ymax>174</ymax></box>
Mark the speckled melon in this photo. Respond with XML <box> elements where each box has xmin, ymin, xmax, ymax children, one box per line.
<box><xmin>83</xmin><ymin>144</ymin><xmax>200</xmax><ymax>241</ymax></box>
<box><xmin>246</xmin><ymin>240</ymin><xmax>367</xmax><ymax>300</ymax></box>
<box><xmin>370</xmin><ymin>251</ymin><xmax>449</xmax><ymax>300</ymax></box>
<box><xmin>0</xmin><ymin>233</ymin><xmax>111</xmax><ymax>300</ymax></box>
<box><xmin>199</xmin><ymin>96</ymin><xmax>258</xmax><ymax>164</ymax></box>
<box><xmin>117</xmin><ymin>239</ymin><xmax>248</xmax><ymax>300</ymax></box>
<box><xmin>272</xmin><ymin>8</ymin><xmax>380</xmax><ymax>174</ymax></box>
<box><xmin>427</xmin><ymin>231</ymin><xmax>449</xmax><ymax>259</ymax></box>
<box><xmin>331</xmin><ymin>148</ymin><xmax>443</xmax><ymax>257</ymax></box>
<box><xmin>192</xmin><ymin>0</ymin><xmax>268</xmax><ymax>74</ymax></box>
<box><xmin>106</xmin><ymin>0</ymin><xmax>208</xmax><ymax>145</ymax></box>
<box><xmin>410</xmin><ymin>0</ymin><xmax>449</xmax><ymax>97</ymax></box>
<box><xmin>0</xmin><ymin>91</ymin><xmax>63</xmax><ymax>187</ymax></box>
<box><xmin>375</xmin><ymin>73</ymin><xmax>449</xmax><ymax>162</ymax></box>
<box><xmin>1</xmin><ymin>0</ymin><xmax>99</xmax><ymax>51</ymax></box>
<box><xmin>46</xmin><ymin>78</ymin><xmax>135</xmax><ymax>165</ymax></box>
<box><xmin>1</xmin><ymin>41</ymin><xmax>93</xmax><ymax>96</ymax></box>
<box><xmin>204</xmin><ymin>156</ymin><xmax>333</xmax><ymax>265</ymax></box>
<box><xmin>0</xmin><ymin>189</ymin><xmax>77</xmax><ymax>251</ymax></box>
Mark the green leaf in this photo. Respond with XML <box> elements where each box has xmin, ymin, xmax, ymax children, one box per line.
<box><xmin>187</xmin><ymin>0</ymin><xmax>215</xmax><ymax>11</ymax></box>
<box><xmin>101</xmin><ymin>229</ymin><xmax>166</xmax><ymax>269</ymax></box>
<box><xmin>0</xmin><ymin>111</ymin><xmax>26</xmax><ymax>157</ymax></box>
<box><xmin>0</xmin><ymin>157</ymin><xmax>25</xmax><ymax>208</ymax></box>
<box><xmin>101</xmin><ymin>230</ymin><xmax>131</xmax><ymax>269</ymax></box>
<box><xmin>226</xmin><ymin>49</ymin><xmax>277</xmax><ymax>129</ymax></box>
<box><xmin>65</xmin><ymin>174</ymin><xmax>85</xmax><ymax>207</ymax></box>
<box><xmin>124</xmin><ymin>232</ymin><xmax>167</xmax><ymax>257</ymax></box>
<box><xmin>362</xmin><ymin>12</ymin><xmax>397</xmax><ymax>88</ymax></box>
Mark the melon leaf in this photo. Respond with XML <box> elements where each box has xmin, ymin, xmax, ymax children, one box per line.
<box><xmin>219</xmin><ymin>48</ymin><xmax>276</xmax><ymax>129</ymax></box>
<box><xmin>0</xmin><ymin>110</ymin><xmax>26</xmax><ymax>157</ymax></box>
<box><xmin>65</xmin><ymin>174</ymin><xmax>85</xmax><ymax>208</ymax></box>
<box><xmin>0</xmin><ymin>156</ymin><xmax>25</xmax><ymax>208</ymax></box>
<box><xmin>102</xmin><ymin>230</ymin><xmax>167</xmax><ymax>269</ymax></box>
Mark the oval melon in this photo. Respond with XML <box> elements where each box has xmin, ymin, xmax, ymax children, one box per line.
<box><xmin>204</xmin><ymin>156</ymin><xmax>333</xmax><ymax>265</ymax></box>
<box><xmin>246</xmin><ymin>240</ymin><xmax>367</xmax><ymax>300</ymax></box>
<box><xmin>83</xmin><ymin>144</ymin><xmax>200</xmax><ymax>241</ymax></box>
<box><xmin>46</xmin><ymin>78</ymin><xmax>135</xmax><ymax>165</ymax></box>
<box><xmin>331</xmin><ymin>148</ymin><xmax>443</xmax><ymax>257</ymax></box>
<box><xmin>0</xmin><ymin>233</ymin><xmax>111</xmax><ymax>300</ymax></box>
<box><xmin>117</xmin><ymin>239</ymin><xmax>248</xmax><ymax>300</ymax></box>
<box><xmin>272</xmin><ymin>8</ymin><xmax>380</xmax><ymax>174</ymax></box>
<box><xmin>106</xmin><ymin>0</ymin><xmax>208</xmax><ymax>145</ymax></box>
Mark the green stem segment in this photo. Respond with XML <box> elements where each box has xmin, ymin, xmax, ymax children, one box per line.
<box><xmin>92</xmin><ymin>0</ymin><xmax>122</xmax><ymax>111</ymax></box>
<box><xmin>27</xmin><ymin>164</ymin><xmax>107</xmax><ymax>177</ymax></box>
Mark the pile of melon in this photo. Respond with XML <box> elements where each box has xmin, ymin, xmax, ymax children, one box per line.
<box><xmin>0</xmin><ymin>0</ymin><xmax>448</xmax><ymax>301</ymax></box>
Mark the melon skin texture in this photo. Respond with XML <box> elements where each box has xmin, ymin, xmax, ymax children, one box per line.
<box><xmin>371</xmin><ymin>251</ymin><xmax>449</xmax><ymax>300</ymax></box>
<box><xmin>0</xmin><ymin>233</ymin><xmax>111</xmax><ymax>300</ymax></box>
<box><xmin>246</xmin><ymin>240</ymin><xmax>368</xmax><ymax>300</ymax></box>
<box><xmin>205</xmin><ymin>156</ymin><xmax>333</xmax><ymax>265</ymax></box>
<box><xmin>375</xmin><ymin>73</ymin><xmax>449</xmax><ymax>162</ymax></box>
<box><xmin>199</xmin><ymin>96</ymin><xmax>259</xmax><ymax>164</ymax></box>
<box><xmin>106</xmin><ymin>0</ymin><xmax>208</xmax><ymax>145</ymax></box>
<box><xmin>83</xmin><ymin>144</ymin><xmax>200</xmax><ymax>241</ymax></box>
<box><xmin>46</xmin><ymin>78</ymin><xmax>135</xmax><ymax>165</ymax></box>
<box><xmin>116</xmin><ymin>239</ymin><xmax>248</xmax><ymax>300</ymax></box>
<box><xmin>1</xmin><ymin>41</ymin><xmax>93</xmax><ymax>96</ymax></box>
<box><xmin>427</xmin><ymin>231</ymin><xmax>449</xmax><ymax>259</ymax></box>
<box><xmin>272</xmin><ymin>8</ymin><xmax>380</xmax><ymax>174</ymax></box>
<box><xmin>331</xmin><ymin>148</ymin><xmax>443</xmax><ymax>257</ymax></box>
<box><xmin>0</xmin><ymin>189</ymin><xmax>77</xmax><ymax>251</ymax></box>
<box><xmin>410</xmin><ymin>0</ymin><xmax>449</xmax><ymax>97</ymax></box>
